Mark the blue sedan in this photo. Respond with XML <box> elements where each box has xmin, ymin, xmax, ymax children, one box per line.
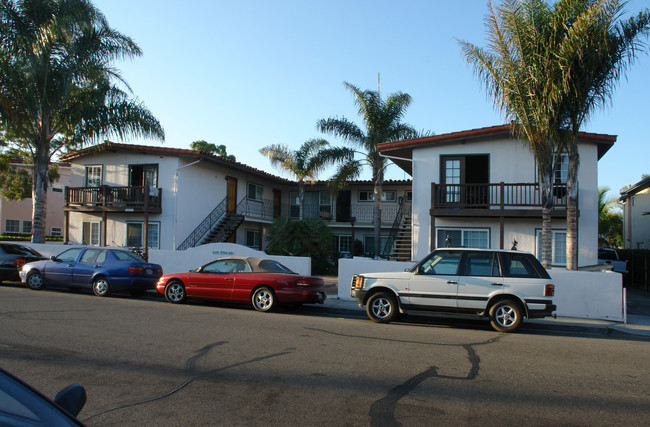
<box><xmin>19</xmin><ymin>247</ymin><xmax>163</xmax><ymax>297</ymax></box>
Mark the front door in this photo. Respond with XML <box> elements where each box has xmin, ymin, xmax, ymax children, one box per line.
<box><xmin>440</xmin><ymin>155</ymin><xmax>489</xmax><ymax>206</ymax></box>
<box><xmin>226</xmin><ymin>176</ymin><xmax>237</xmax><ymax>214</ymax></box>
<box><xmin>336</xmin><ymin>190</ymin><xmax>351</xmax><ymax>222</ymax></box>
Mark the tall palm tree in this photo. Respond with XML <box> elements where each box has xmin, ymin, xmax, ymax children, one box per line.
<box><xmin>459</xmin><ymin>0</ymin><xmax>565</xmax><ymax>267</ymax></box>
<box><xmin>0</xmin><ymin>0</ymin><xmax>164</xmax><ymax>242</ymax></box>
<box><xmin>260</xmin><ymin>138</ymin><xmax>353</xmax><ymax>220</ymax></box>
<box><xmin>317</xmin><ymin>82</ymin><xmax>419</xmax><ymax>256</ymax></box>
<box><xmin>548</xmin><ymin>0</ymin><xmax>649</xmax><ymax>269</ymax></box>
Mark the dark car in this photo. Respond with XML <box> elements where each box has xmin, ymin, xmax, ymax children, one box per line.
<box><xmin>156</xmin><ymin>257</ymin><xmax>326</xmax><ymax>311</ymax></box>
<box><xmin>0</xmin><ymin>367</ymin><xmax>86</xmax><ymax>426</ymax></box>
<box><xmin>19</xmin><ymin>247</ymin><xmax>163</xmax><ymax>297</ymax></box>
<box><xmin>0</xmin><ymin>243</ymin><xmax>45</xmax><ymax>283</ymax></box>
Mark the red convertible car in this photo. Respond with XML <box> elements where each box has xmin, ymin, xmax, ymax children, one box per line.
<box><xmin>156</xmin><ymin>257</ymin><xmax>326</xmax><ymax>311</ymax></box>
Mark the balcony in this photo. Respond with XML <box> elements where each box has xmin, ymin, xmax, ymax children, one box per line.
<box><xmin>64</xmin><ymin>186</ymin><xmax>162</xmax><ymax>214</ymax></box>
<box><xmin>431</xmin><ymin>182</ymin><xmax>572</xmax><ymax>218</ymax></box>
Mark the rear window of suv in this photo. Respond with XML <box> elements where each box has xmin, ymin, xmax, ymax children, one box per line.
<box><xmin>499</xmin><ymin>252</ymin><xmax>549</xmax><ymax>278</ymax></box>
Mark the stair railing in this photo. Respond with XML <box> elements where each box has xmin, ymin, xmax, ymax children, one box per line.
<box><xmin>177</xmin><ymin>197</ymin><xmax>228</xmax><ymax>250</ymax></box>
<box><xmin>381</xmin><ymin>199</ymin><xmax>412</xmax><ymax>259</ymax></box>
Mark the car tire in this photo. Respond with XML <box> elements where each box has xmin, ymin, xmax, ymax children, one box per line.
<box><xmin>26</xmin><ymin>271</ymin><xmax>45</xmax><ymax>290</ymax></box>
<box><xmin>366</xmin><ymin>292</ymin><xmax>398</xmax><ymax>323</ymax></box>
<box><xmin>92</xmin><ymin>277</ymin><xmax>111</xmax><ymax>297</ymax></box>
<box><xmin>489</xmin><ymin>299</ymin><xmax>523</xmax><ymax>332</ymax></box>
<box><xmin>164</xmin><ymin>280</ymin><xmax>187</xmax><ymax>304</ymax></box>
<box><xmin>252</xmin><ymin>287</ymin><xmax>275</xmax><ymax>312</ymax></box>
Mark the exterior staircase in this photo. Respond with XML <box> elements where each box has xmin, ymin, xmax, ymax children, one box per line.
<box><xmin>200</xmin><ymin>213</ymin><xmax>244</xmax><ymax>245</ymax></box>
<box><xmin>381</xmin><ymin>200</ymin><xmax>412</xmax><ymax>261</ymax></box>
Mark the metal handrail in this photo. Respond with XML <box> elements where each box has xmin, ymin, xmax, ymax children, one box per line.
<box><xmin>177</xmin><ymin>197</ymin><xmax>228</xmax><ymax>250</ymax></box>
<box><xmin>381</xmin><ymin>199</ymin><xmax>411</xmax><ymax>258</ymax></box>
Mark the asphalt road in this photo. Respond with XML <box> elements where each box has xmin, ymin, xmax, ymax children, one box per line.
<box><xmin>1</xmin><ymin>284</ymin><xmax>649</xmax><ymax>426</ymax></box>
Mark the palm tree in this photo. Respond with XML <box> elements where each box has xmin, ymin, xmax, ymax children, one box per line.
<box><xmin>0</xmin><ymin>0</ymin><xmax>164</xmax><ymax>243</ymax></box>
<box><xmin>459</xmin><ymin>0</ymin><xmax>566</xmax><ymax>267</ymax></box>
<box><xmin>317</xmin><ymin>82</ymin><xmax>419</xmax><ymax>256</ymax></box>
<box><xmin>260</xmin><ymin>138</ymin><xmax>353</xmax><ymax>220</ymax></box>
<box><xmin>547</xmin><ymin>0</ymin><xmax>649</xmax><ymax>269</ymax></box>
<box><xmin>598</xmin><ymin>187</ymin><xmax>623</xmax><ymax>248</ymax></box>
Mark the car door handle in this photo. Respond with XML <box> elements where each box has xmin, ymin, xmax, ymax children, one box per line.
<box><xmin>491</xmin><ymin>282</ymin><xmax>503</xmax><ymax>286</ymax></box>
<box><xmin>447</xmin><ymin>281</ymin><xmax>457</xmax><ymax>285</ymax></box>
<box><xmin>225</xmin><ymin>278</ymin><xmax>234</xmax><ymax>281</ymax></box>
<box><xmin>94</xmin><ymin>265</ymin><xmax>102</xmax><ymax>268</ymax></box>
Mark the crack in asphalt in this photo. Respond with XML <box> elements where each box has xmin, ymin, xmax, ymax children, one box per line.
<box><xmin>82</xmin><ymin>341</ymin><xmax>291</xmax><ymax>422</ymax></box>
<box><xmin>306</xmin><ymin>327</ymin><xmax>498</xmax><ymax>426</ymax></box>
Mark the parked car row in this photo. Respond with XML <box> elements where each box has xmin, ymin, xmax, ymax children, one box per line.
<box><xmin>4</xmin><ymin>244</ymin><xmax>557</xmax><ymax>332</ymax></box>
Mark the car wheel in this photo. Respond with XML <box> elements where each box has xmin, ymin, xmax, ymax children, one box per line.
<box><xmin>252</xmin><ymin>287</ymin><xmax>275</xmax><ymax>312</ymax></box>
<box><xmin>26</xmin><ymin>271</ymin><xmax>44</xmax><ymax>290</ymax></box>
<box><xmin>489</xmin><ymin>299</ymin><xmax>523</xmax><ymax>332</ymax></box>
<box><xmin>92</xmin><ymin>277</ymin><xmax>111</xmax><ymax>297</ymax></box>
<box><xmin>366</xmin><ymin>292</ymin><xmax>398</xmax><ymax>323</ymax></box>
<box><xmin>164</xmin><ymin>280</ymin><xmax>187</xmax><ymax>304</ymax></box>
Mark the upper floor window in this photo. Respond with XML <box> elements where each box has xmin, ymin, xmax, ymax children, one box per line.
<box><xmin>555</xmin><ymin>154</ymin><xmax>568</xmax><ymax>185</ymax></box>
<box><xmin>248</xmin><ymin>183</ymin><xmax>263</xmax><ymax>201</ymax></box>
<box><xmin>85</xmin><ymin>165</ymin><xmax>102</xmax><ymax>187</ymax></box>
<box><xmin>358</xmin><ymin>190</ymin><xmax>396</xmax><ymax>202</ymax></box>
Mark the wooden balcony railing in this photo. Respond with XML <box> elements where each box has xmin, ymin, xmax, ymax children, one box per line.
<box><xmin>431</xmin><ymin>182</ymin><xmax>571</xmax><ymax>216</ymax></box>
<box><xmin>64</xmin><ymin>186</ymin><xmax>162</xmax><ymax>213</ymax></box>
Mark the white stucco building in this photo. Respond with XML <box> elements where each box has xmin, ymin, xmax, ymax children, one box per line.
<box><xmin>619</xmin><ymin>175</ymin><xmax>650</xmax><ymax>250</ymax></box>
<box><xmin>378</xmin><ymin>124</ymin><xmax>616</xmax><ymax>267</ymax></box>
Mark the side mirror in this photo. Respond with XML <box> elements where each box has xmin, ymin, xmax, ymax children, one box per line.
<box><xmin>54</xmin><ymin>383</ymin><xmax>86</xmax><ymax>417</ymax></box>
<box><xmin>50</xmin><ymin>255</ymin><xmax>58</xmax><ymax>262</ymax></box>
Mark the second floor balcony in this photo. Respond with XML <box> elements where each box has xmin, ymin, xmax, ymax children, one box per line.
<box><xmin>431</xmin><ymin>182</ymin><xmax>573</xmax><ymax>218</ymax></box>
<box><xmin>64</xmin><ymin>186</ymin><xmax>162</xmax><ymax>214</ymax></box>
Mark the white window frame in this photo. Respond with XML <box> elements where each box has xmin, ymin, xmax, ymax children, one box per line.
<box><xmin>84</xmin><ymin>165</ymin><xmax>102</xmax><ymax>187</ymax></box>
<box><xmin>5</xmin><ymin>219</ymin><xmax>20</xmax><ymax>234</ymax></box>
<box><xmin>50</xmin><ymin>227</ymin><xmax>62</xmax><ymax>237</ymax></box>
<box><xmin>535</xmin><ymin>229</ymin><xmax>567</xmax><ymax>266</ymax></box>
<box><xmin>358</xmin><ymin>190</ymin><xmax>397</xmax><ymax>202</ymax></box>
<box><xmin>336</xmin><ymin>235</ymin><xmax>352</xmax><ymax>254</ymax></box>
<box><xmin>21</xmin><ymin>220</ymin><xmax>32</xmax><ymax>235</ymax></box>
<box><xmin>126</xmin><ymin>222</ymin><xmax>160</xmax><ymax>250</ymax></box>
<box><xmin>436</xmin><ymin>227</ymin><xmax>490</xmax><ymax>249</ymax></box>
<box><xmin>245</xmin><ymin>229</ymin><xmax>260</xmax><ymax>249</ymax></box>
<box><xmin>82</xmin><ymin>221</ymin><xmax>101</xmax><ymax>246</ymax></box>
<box><xmin>247</xmin><ymin>182</ymin><xmax>264</xmax><ymax>202</ymax></box>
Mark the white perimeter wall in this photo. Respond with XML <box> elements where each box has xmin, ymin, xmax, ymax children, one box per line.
<box><xmin>338</xmin><ymin>259</ymin><xmax>623</xmax><ymax>321</ymax></box>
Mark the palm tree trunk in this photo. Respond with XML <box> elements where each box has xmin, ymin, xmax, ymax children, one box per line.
<box><xmin>373</xmin><ymin>164</ymin><xmax>383</xmax><ymax>257</ymax></box>
<box><xmin>32</xmin><ymin>141</ymin><xmax>50</xmax><ymax>243</ymax></box>
<box><xmin>566</xmin><ymin>151</ymin><xmax>579</xmax><ymax>270</ymax></box>
<box><xmin>540</xmin><ymin>174</ymin><xmax>554</xmax><ymax>268</ymax></box>
<box><xmin>298</xmin><ymin>180</ymin><xmax>305</xmax><ymax>220</ymax></box>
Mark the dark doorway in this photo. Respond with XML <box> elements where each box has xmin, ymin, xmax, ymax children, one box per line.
<box><xmin>336</xmin><ymin>191</ymin><xmax>351</xmax><ymax>222</ymax></box>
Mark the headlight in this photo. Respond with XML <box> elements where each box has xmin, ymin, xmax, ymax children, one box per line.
<box><xmin>352</xmin><ymin>275</ymin><xmax>364</xmax><ymax>289</ymax></box>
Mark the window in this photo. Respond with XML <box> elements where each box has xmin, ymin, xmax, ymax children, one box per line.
<box><xmin>419</xmin><ymin>250</ymin><xmax>461</xmax><ymax>275</ymax></box>
<box><xmin>80</xmin><ymin>249</ymin><xmax>106</xmax><ymax>263</ymax></box>
<box><xmin>56</xmin><ymin>248</ymin><xmax>83</xmax><ymax>262</ymax></box>
<box><xmin>247</xmin><ymin>183</ymin><xmax>263</xmax><ymax>201</ymax></box>
<box><xmin>126</xmin><ymin>222</ymin><xmax>160</xmax><ymax>249</ymax></box>
<box><xmin>554</xmin><ymin>154</ymin><xmax>568</xmax><ymax>184</ymax></box>
<box><xmin>358</xmin><ymin>191</ymin><xmax>397</xmax><ymax>202</ymax></box>
<box><xmin>536</xmin><ymin>229</ymin><xmax>567</xmax><ymax>266</ymax></box>
<box><xmin>319</xmin><ymin>192</ymin><xmax>332</xmax><ymax>219</ymax></box>
<box><xmin>5</xmin><ymin>219</ymin><xmax>20</xmax><ymax>234</ymax></box>
<box><xmin>405</xmin><ymin>191</ymin><xmax>413</xmax><ymax>201</ymax></box>
<box><xmin>336</xmin><ymin>235</ymin><xmax>352</xmax><ymax>254</ymax></box>
<box><xmin>84</xmin><ymin>165</ymin><xmax>102</xmax><ymax>187</ymax></box>
<box><xmin>50</xmin><ymin>227</ymin><xmax>62</xmax><ymax>237</ymax></box>
<box><xmin>460</xmin><ymin>251</ymin><xmax>499</xmax><ymax>277</ymax></box>
<box><xmin>22</xmin><ymin>220</ymin><xmax>32</xmax><ymax>234</ymax></box>
<box><xmin>501</xmin><ymin>252</ymin><xmax>541</xmax><ymax>278</ymax></box>
<box><xmin>203</xmin><ymin>259</ymin><xmax>251</xmax><ymax>273</ymax></box>
<box><xmin>289</xmin><ymin>191</ymin><xmax>300</xmax><ymax>218</ymax></box>
<box><xmin>246</xmin><ymin>230</ymin><xmax>260</xmax><ymax>248</ymax></box>
<box><xmin>363</xmin><ymin>235</ymin><xmax>389</xmax><ymax>256</ymax></box>
<box><xmin>82</xmin><ymin>222</ymin><xmax>101</xmax><ymax>246</ymax></box>
<box><xmin>437</xmin><ymin>228</ymin><xmax>489</xmax><ymax>249</ymax></box>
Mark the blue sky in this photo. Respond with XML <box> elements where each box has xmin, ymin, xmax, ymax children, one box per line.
<box><xmin>92</xmin><ymin>0</ymin><xmax>650</xmax><ymax>197</ymax></box>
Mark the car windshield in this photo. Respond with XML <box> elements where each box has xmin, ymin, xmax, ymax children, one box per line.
<box><xmin>0</xmin><ymin>244</ymin><xmax>37</xmax><ymax>256</ymax></box>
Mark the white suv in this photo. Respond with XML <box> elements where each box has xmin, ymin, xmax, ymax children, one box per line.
<box><xmin>351</xmin><ymin>248</ymin><xmax>556</xmax><ymax>332</ymax></box>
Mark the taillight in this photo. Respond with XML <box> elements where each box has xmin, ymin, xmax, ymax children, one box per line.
<box><xmin>544</xmin><ymin>284</ymin><xmax>555</xmax><ymax>297</ymax></box>
<box><xmin>128</xmin><ymin>266</ymin><xmax>144</xmax><ymax>274</ymax></box>
<box><xmin>295</xmin><ymin>280</ymin><xmax>310</xmax><ymax>287</ymax></box>
<box><xmin>14</xmin><ymin>259</ymin><xmax>26</xmax><ymax>269</ymax></box>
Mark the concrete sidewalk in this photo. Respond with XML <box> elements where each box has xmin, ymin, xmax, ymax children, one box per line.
<box><xmin>319</xmin><ymin>277</ymin><xmax>650</xmax><ymax>337</ymax></box>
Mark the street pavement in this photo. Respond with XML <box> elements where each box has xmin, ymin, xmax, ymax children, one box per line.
<box><xmin>318</xmin><ymin>277</ymin><xmax>650</xmax><ymax>337</ymax></box>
